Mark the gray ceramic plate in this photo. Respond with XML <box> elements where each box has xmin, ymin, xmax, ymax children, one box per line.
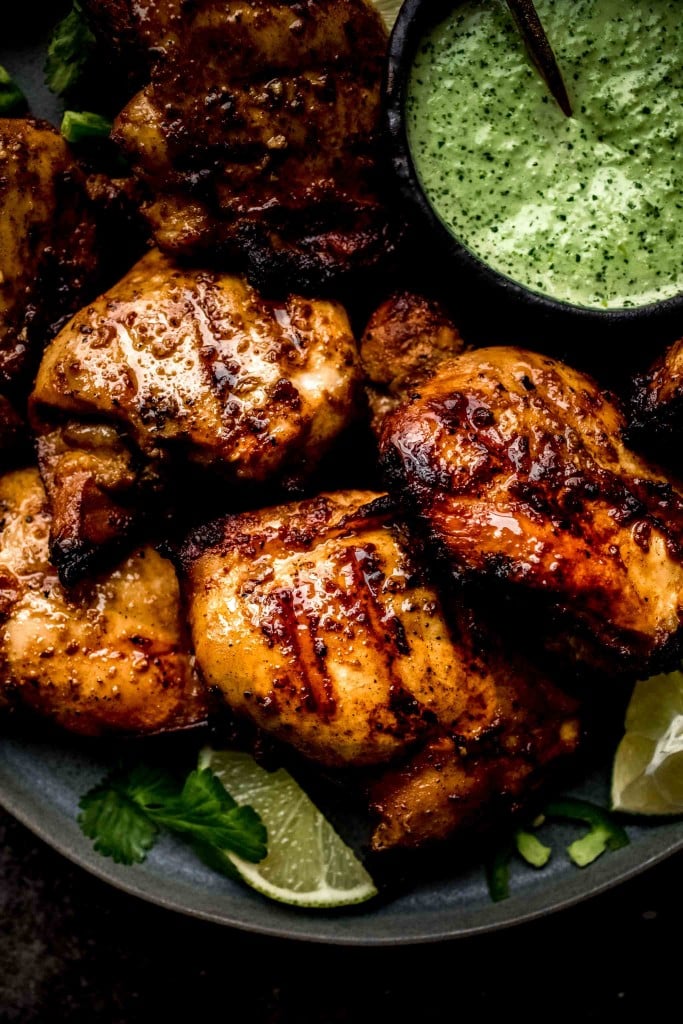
<box><xmin>2</xmin><ymin>14</ymin><xmax>683</xmax><ymax>947</ymax></box>
<box><xmin>2</xmin><ymin>725</ymin><xmax>683</xmax><ymax>944</ymax></box>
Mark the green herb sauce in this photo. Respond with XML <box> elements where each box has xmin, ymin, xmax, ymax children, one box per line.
<box><xmin>407</xmin><ymin>0</ymin><xmax>683</xmax><ymax>309</ymax></box>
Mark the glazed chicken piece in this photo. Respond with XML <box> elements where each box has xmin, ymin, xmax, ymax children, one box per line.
<box><xmin>178</xmin><ymin>489</ymin><xmax>580</xmax><ymax>850</ymax></box>
<box><xmin>628</xmin><ymin>336</ymin><xmax>683</xmax><ymax>462</ymax></box>
<box><xmin>360</xmin><ymin>292</ymin><xmax>465</xmax><ymax>434</ymax></box>
<box><xmin>0</xmin><ymin>467</ymin><xmax>205</xmax><ymax>735</ymax></box>
<box><xmin>380</xmin><ymin>347</ymin><xmax>683</xmax><ymax>677</ymax></box>
<box><xmin>82</xmin><ymin>0</ymin><xmax>397</xmax><ymax>291</ymax></box>
<box><xmin>0</xmin><ymin>118</ymin><xmax>98</xmax><ymax>390</ymax></box>
<box><xmin>30</xmin><ymin>248</ymin><xmax>361</xmax><ymax>584</ymax></box>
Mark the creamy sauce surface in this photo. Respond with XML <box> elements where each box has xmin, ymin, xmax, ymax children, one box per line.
<box><xmin>407</xmin><ymin>0</ymin><xmax>683</xmax><ymax>309</ymax></box>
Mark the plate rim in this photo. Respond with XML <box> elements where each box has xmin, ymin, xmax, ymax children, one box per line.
<box><xmin>3</xmin><ymin>754</ymin><xmax>683</xmax><ymax>945</ymax></box>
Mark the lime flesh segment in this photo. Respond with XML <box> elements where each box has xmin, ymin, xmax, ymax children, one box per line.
<box><xmin>371</xmin><ymin>0</ymin><xmax>403</xmax><ymax>30</ymax></box>
<box><xmin>199</xmin><ymin>748</ymin><xmax>377</xmax><ymax>908</ymax></box>
<box><xmin>612</xmin><ymin>673</ymin><xmax>683</xmax><ymax>815</ymax></box>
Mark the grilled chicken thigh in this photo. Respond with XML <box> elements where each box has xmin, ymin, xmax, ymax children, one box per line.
<box><xmin>628</xmin><ymin>335</ymin><xmax>683</xmax><ymax>461</ymax></box>
<box><xmin>178</xmin><ymin>489</ymin><xmax>580</xmax><ymax>849</ymax></box>
<box><xmin>0</xmin><ymin>118</ymin><xmax>98</xmax><ymax>389</ymax></box>
<box><xmin>0</xmin><ymin>467</ymin><xmax>205</xmax><ymax>735</ymax></box>
<box><xmin>361</xmin><ymin>292</ymin><xmax>465</xmax><ymax>433</ymax></box>
<box><xmin>380</xmin><ymin>347</ymin><xmax>683</xmax><ymax>676</ymax></box>
<box><xmin>82</xmin><ymin>0</ymin><xmax>396</xmax><ymax>290</ymax></box>
<box><xmin>369</xmin><ymin>671</ymin><xmax>580</xmax><ymax>851</ymax></box>
<box><xmin>30</xmin><ymin>248</ymin><xmax>361</xmax><ymax>583</ymax></box>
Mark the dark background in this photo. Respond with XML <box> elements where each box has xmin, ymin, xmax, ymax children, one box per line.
<box><xmin>1</xmin><ymin>807</ymin><xmax>679</xmax><ymax>1022</ymax></box>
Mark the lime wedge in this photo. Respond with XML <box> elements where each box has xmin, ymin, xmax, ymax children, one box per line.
<box><xmin>371</xmin><ymin>0</ymin><xmax>403</xmax><ymax>31</ymax></box>
<box><xmin>612</xmin><ymin>672</ymin><xmax>683</xmax><ymax>815</ymax></box>
<box><xmin>199</xmin><ymin>747</ymin><xmax>377</xmax><ymax>908</ymax></box>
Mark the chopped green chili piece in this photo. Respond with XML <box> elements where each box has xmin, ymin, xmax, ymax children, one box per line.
<box><xmin>544</xmin><ymin>798</ymin><xmax>629</xmax><ymax>868</ymax></box>
<box><xmin>515</xmin><ymin>828</ymin><xmax>552</xmax><ymax>868</ymax></box>
<box><xmin>485</xmin><ymin>843</ymin><xmax>513</xmax><ymax>902</ymax></box>
<box><xmin>61</xmin><ymin>110</ymin><xmax>112</xmax><ymax>145</ymax></box>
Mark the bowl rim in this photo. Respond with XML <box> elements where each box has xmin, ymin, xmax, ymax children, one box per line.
<box><xmin>383</xmin><ymin>0</ymin><xmax>683</xmax><ymax>328</ymax></box>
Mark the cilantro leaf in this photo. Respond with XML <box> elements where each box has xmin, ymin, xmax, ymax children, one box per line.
<box><xmin>111</xmin><ymin>763</ymin><xmax>180</xmax><ymax>810</ymax></box>
<box><xmin>79</xmin><ymin>781</ymin><xmax>158</xmax><ymax>865</ymax></box>
<box><xmin>190</xmin><ymin>839</ymin><xmax>242</xmax><ymax>882</ymax></box>
<box><xmin>78</xmin><ymin>764</ymin><xmax>267</xmax><ymax>868</ymax></box>
<box><xmin>151</xmin><ymin>769</ymin><xmax>267</xmax><ymax>862</ymax></box>
<box><xmin>0</xmin><ymin>65</ymin><xmax>28</xmax><ymax>117</ymax></box>
<box><xmin>181</xmin><ymin>766</ymin><xmax>238</xmax><ymax>812</ymax></box>
<box><xmin>45</xmin><ymin>2</ymin><xmax>97</xmax><ymax>99</ymax></box>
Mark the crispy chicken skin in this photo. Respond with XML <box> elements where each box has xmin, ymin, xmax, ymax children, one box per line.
<box><xmin>84</xmin><ymin>0</ymin><xmax>396</xmax><ymax>290</ymax></box>
<box><xmin>178</xmin><ymin>489</ymin><xmax>580</xmax><ymax>849</ymax></box>
<box><xmin>0</xmin><ymin>118</ymin><xmax>98</xmax><ymax>389</ymax></box>
<box><xmin>380</xmin><ymin>347</ymin><xmax>683</xmax><ymax>676</ymax></box>
<box><xmin>30</xmin><ymin>248</ymin><xmax>361</xmax><ymax>583</ymax></box>
<box><xmin>360</xmin><ymin>293</ymin><xmax>465</xmax><ymax>433</ymax></box>
<box><xmin>628</xmin><ymin>336</ymin><xmax>683</xmax><ymax>461</ymax></box>
<box><xmin>369</xmin><ymin>673</ymin><xmax>580</xmax><ymax>851</ymax></box>
<box><xmin>0</xmin><ymin>468</ymin><xmax>205</xmax><ymax>735</ymax></box>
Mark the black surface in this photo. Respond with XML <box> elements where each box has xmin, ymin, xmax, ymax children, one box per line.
<box><xmin>1</xmin><ymin>805</ymin><xmax>680</xmax><ymax>1021</ymax></box>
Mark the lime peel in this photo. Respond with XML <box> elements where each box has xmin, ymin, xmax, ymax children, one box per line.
<box><xmin>199</xmin><ymin>747</ymin><xmax>378</xmax><ymax>909</ymax></box>
<box><xmin>228</xmin><ymin>854</ymin><xmax>378</xmax><ymax>907</ymax></box>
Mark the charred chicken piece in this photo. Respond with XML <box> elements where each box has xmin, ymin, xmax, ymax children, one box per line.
<box><xmin>0</xmin><ymin>118</ymin><xmax>98</xmax><ymax>390</ymax></box>
<box><xmin>83</xmin><ymin>0</ymin><xmax>396</xmax><ymax>291</ymax></box>
<box><xmin>178</xmin><ymin>489</ymin><xmax>580</xmax><ymax>850</ymax></box>
<box><xmin>380</xmin><ymin>347</ymin><xmax>683</xmax><ymax>677</ymax></box>
<box><xmin>0</xmin><ymin>467</ymin><xmax>205</xmax><ymax>736</ymax></box>
<box><xmin>628</xmin><ymin>336</ymin><xmax>683</xmax><ymax>462</ymax></box>
<box><xmin>369</xmin><ymin>669</ymin><xmax>580</xmax><ymax>851</ymax></box>
<box><xmin>360</xmin><ymin>292</ymin><xmax>465</xmax><ymax>434</ymax></box>
<box><xmin>30</xmin><ymin>249</ymin><xmax>361</xmax><ymax>584</ymax></box>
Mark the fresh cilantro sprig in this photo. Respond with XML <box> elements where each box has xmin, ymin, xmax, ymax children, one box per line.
<box><xmin>78</xmin><ymin>764</ymin><xmax>267</xmax><ymax>869</ymax></box>
<box><xmin>45</xmin><ymin>1</ymin><xmax>97</xmax><ymax>99</ymax></box>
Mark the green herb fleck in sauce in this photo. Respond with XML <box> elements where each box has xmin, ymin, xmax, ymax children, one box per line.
<box><xmin>407</xmin><ymin>0</ymin><xmax>683</xmax><ymax>310</ymax></box>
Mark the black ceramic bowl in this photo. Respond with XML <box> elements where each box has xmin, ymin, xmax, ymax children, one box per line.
<box><xmin>383</xmin><ymin>0</ymin><xmax>683</xmax><ymax>369</ymax></box>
